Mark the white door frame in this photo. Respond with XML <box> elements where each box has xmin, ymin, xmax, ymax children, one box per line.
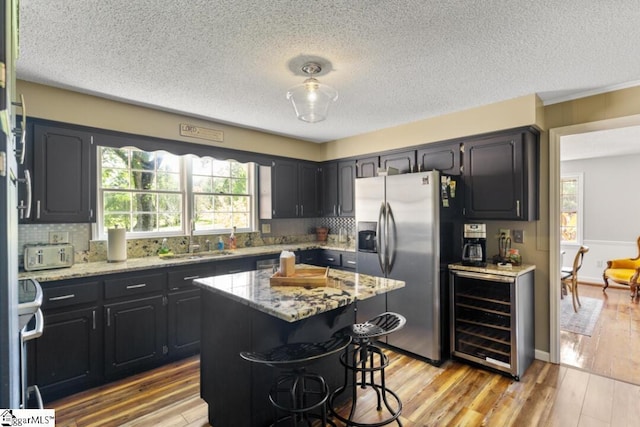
<box><xmin>548</xmin><ymin>113</ymin><xmax>640</xmax><ymax>363</ymax></box>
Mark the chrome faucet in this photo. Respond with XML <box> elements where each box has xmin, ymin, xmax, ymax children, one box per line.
<box><xmin>188</xmin><ymin>218</ymin><xmax>200</xmax><ymax>253</ymax></box>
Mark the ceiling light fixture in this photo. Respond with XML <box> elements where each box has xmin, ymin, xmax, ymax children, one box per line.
<box><xmin>286</xmin><ymin>62</ymin><xmax>338</xmax><ymax>123</ymax></box>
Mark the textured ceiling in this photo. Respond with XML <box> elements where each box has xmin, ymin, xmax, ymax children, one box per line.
<box><xmin>17</xmin><ymin>0</ymin><xmax>640</xmax><ymax>143</ymax></box>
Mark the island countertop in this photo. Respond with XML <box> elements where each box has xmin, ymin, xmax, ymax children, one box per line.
<box><xmin>193</xmin><ymin>265</ymin><xmax>405</xmax><ymax>323</ymax></box>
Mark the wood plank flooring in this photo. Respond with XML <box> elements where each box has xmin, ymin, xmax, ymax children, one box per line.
<box><xmin>49</xmin><ymin>284</ymin><xmax>640</xmax><ymax>426</ymax></box>
<box><xmin>561</xmin><ymin>283</ymin><xmax>640</xmax><ymax>385</ymax></box>
<box><xmin>49</xmin><ymin>347</ymin><xmax>640</xmax><ymax>426</ymax></box>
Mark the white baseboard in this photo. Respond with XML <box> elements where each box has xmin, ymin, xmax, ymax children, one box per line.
<box><xmin>535</xmin><ymin>349</ymin><xmax>551</xmax><ymax>363</ymax></box>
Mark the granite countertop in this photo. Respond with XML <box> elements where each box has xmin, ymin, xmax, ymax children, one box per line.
<box><xmin>448</xmin><ymin>262</ymin><xmax>536</xmax><ymax>277</ymax></box>
<box><xmin>18</xmin><ymin>243</ymin><xmax>355</xmax><ymax>282</ymax></box>
<box><xmin>193</xmin><ymin>265</ymin><xmax>405</xmax><ymax>323</ymax></box>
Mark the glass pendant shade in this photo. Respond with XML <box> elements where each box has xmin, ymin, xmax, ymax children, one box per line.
<box><xmin>287</xmin><ymin>77</ymin><xmax>338</xmax><ymax>123</ymax></box>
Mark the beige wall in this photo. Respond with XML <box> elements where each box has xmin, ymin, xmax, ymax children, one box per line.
<box><xmin>544</xmin><ymin>86</ymin><xmax>640</xmax><ymax>128</ymax></box>
<box><xmin>323</xmin><ymin>94</ymin><xmax>541</xmax><ymax>160</ymax></box>
<box><xmin>20</xmin><ymin>78</ymin><xmax>640</xmax><ymax>355</ymax></box>
<box><xmin>16</xmin><ymin>80</ymin><xmax>325</xmax><ymax>162</ymax></box>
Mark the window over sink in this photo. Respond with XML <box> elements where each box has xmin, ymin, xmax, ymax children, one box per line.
<box><xmin>97</xmin><ymin>146</ymin><xmax>256</xmax><ymax>239</ymax></box>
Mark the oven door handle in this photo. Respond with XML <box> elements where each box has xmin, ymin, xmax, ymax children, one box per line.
<box><xmin>21</xmin><ymin>308</ymin><xmax>44</xmax><ymax>342</ymax></box>
<box><xmin>27</xmin><ymin>385</ymin><xmax>44</xmax><ymax>410</ymax></box>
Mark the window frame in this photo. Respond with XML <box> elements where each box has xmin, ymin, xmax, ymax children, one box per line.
<box><xmin>188</xmin><ymin>155</ymin><xmax>256</xmax><ymax>234</ymax></box>
<box><xmin>96</xmin><ymin>147</ymin><xmax>257</xmax><ymax>240</ymax></box>
<box><xmin>560</xmin><ymin>173</ymin><xmax>584</xmax><ymax>245</ymax></box>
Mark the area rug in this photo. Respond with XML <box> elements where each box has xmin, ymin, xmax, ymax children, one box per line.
<box><xmin>560</xmin><ymin>295</ymin><xmax>603</xmax><ymax>336</ymax></box>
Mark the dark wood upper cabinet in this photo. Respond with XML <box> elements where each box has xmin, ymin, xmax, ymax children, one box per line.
<box><xmin>417</xmin><ymin>141</ymin><xmax>461</xmax><ymax>175</ymax></box>
<box><xmin>321</xmin><ymin>161</ymin><xmax>338</xmax><ymax>216</ymax></box>
<box><xmin>462</xmin><ymin>128</ymin><xmax>539</xmax><ymax>221</ymax></box>
<box><xmin>321</xmin><ymin>160</ymin><xmax>355</xmax><ymax>217</ymax></box>
<box><xmin>271</xmin><ymin>159</ymin><xmax>298</xmax><ymax>218</ymax></box>
<box><xmin>379</xmin><ymin>150</ymin><xmax>415</xmax><ymax>174</ymax></box>
<box><xmin>270</xmin><ymin>159</ymin><xmax>320</xmax><ymax>218</ymax></box>
<box><xmin>355</xmin><ymin>156</ymin><xmax>379</xmax><ymax>178</ymax></box>
<box><xmin>28</xmin><ymin>122</ymin><xmax>96</xmax><ymax>223</ymax></box>
<box><xmin>298</xmin><ymin>162</ymin><xmax>320</xmax><ymax>218</ymax></box>
<box><xmin>337</xmin><ymin>160</ymin><xmax>356</xmax><ymax>216</ymax></box>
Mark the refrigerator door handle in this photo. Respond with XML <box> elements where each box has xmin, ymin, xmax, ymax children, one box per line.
<box><xmin>377</xmin><ymin>202</ymin><xmax>386</xmax><ymax>274</ymax></box>
<box><xmin>386</xmin><ymin>201</ymin><xmax>397</xmax><ymax>274</ymax></box>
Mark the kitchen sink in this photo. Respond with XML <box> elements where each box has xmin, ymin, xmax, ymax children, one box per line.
<box><xmin>160</xmin><ymin>250</ymin><xmax>234</xmax><ymax>260</ymax></box>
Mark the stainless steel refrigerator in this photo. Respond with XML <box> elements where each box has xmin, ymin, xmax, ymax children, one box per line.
<box><xmin>355</xmin><ymin>170</ymin><xmax>462</xmax><ymax>363</ymax></box>
<box><xmin>1</xmin><ymin>0</ymin><xmax>21</xmax><ymax>408</ymax></box>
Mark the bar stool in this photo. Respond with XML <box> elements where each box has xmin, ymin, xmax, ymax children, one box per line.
<box><xmin>329</xmin><ymin>312</ymin><xmax>406</xmax><ymax>426</ymax></box>
<box><xmin>240</xmin><ymin>335</ymin><xmax>352</xmax><ymax>426</ymax></box>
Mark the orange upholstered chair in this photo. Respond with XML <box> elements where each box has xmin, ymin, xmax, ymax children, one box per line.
<box><xmin>603</xmin><ymin>236</ymin><xmax>640</xmax><ymax>299</ymax></box>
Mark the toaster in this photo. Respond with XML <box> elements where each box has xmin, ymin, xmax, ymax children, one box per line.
<box><xmin>23</xmin><ymin>243</ymin><xmax>74</xmax><ymax>271</ymax></box>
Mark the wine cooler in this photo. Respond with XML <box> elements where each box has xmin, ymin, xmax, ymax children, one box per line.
<box><xmin>449</xmin><ymin>266</ymin><xmax>535</xmax><ymax>380</ymax></box>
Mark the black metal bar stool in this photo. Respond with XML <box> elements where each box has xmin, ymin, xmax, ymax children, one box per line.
<box><xmin>240</xmin><ymin>335</ymin><xmax>352</xmax><ymax>426</ymax></box>
<box><xmin>329</xmin><ymin>312</ymin><xmax>406</xmax><ymax>426</ymax></box>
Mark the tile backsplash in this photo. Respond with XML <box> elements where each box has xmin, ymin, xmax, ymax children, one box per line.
<box><xmin>19</xmin><ymin>223</ymin><xmax>91</xmax><ymax>251</ymax></box>
<box><xmin>19</xmin><ymin>217</ymin><xmax>356</xmax><ymax>263</ymax></box>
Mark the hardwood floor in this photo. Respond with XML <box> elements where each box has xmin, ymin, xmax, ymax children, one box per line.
<box><xmin>49</xmin><ymin>346</ymin><xmax>640</xmax><ymax>426</ymax></box>
<box><xmin>561</xmin><ymin>283</ymin><xmax>640</xmax><ymax>385</ymax></box>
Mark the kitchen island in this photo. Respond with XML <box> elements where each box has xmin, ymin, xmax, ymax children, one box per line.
<box><xmin>194</xmin><ymin>266</ymin><xmax>404</xmax><ymax>427</ymax></box>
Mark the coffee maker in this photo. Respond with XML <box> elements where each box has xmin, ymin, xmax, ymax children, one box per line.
<box><xmin>462</xmin><ymin>223</ymin><xmax>487</xmax><ymax>266</ymax></box>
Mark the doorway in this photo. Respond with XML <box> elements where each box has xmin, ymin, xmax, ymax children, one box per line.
<box><xmin>549</xmin><ymin>114</ymin><xmax>640</xmax><ymax>382</ymax></box>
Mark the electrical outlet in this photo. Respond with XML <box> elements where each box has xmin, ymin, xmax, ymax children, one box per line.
<box><xmin>596</xmin><ymin>260</ymin><xmax>604</xmax><ymax>268</ymax></box>
<box><xmin>49</xmin><ymin>231</ymin><xmax>69</xmax><ymax>244</ymax></box>
<box><xmin>513</xmin><ymin>229</ymin><xmax>524</xmax><ymax>243</ymax></box>
<box><xmin>499</xmin><ymin>229</ymin><xmax>510</xmax><ymax>238</ymax></box>
<box><xmin>261</xmin><ymin>223</ymin><xmax>271</xmax><ymax>234</ymax></box>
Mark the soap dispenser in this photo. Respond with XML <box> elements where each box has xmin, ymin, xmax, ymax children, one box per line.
<box><xmin>229</xmin><ymin>226</ymin><xmax>237</xmax><ymax>250</ymax></box>
<box><xmin>217</xmin><ymin>237</ymin><xmax>224</xmax><ymax>251</ymax></box>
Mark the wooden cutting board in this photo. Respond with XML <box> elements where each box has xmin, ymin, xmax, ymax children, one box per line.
<box><xmin>269</xmin><ymin>266</ymin><xmax>329</xmax><ymax>287</ymax></box>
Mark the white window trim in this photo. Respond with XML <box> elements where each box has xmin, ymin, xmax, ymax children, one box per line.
<box><xmin>560</xmin><ymin>172</ymin><xmax>584</xmax><ymax>245</ymax></box>
<box><xmin>95</xmin><ymin>150</ymin><xmax>257</xmax><ymax>240</ymax></box>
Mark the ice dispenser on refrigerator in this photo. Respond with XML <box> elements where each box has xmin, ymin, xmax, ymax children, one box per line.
<box><xmin>357</xmin><ymin>222</ymin><xmax>377</xmax><ymax>253</ymax></box>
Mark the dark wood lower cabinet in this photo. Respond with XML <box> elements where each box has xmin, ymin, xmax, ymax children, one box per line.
<box><xmin>29</xmin><ymin>251</ymin><xmax>361</xmax><ymax>403</ymax></box>
<box><xmin>168</xmin><ymin>289</ymin><xmax>201</xmax><ymax>358</ymax></box>
<box><xmin>31</xmin><ymin>306</ymin><xmax>101</xmax><ymax>402</ymax></box>
<box><xmin>104</xmin><ymin>295</ymin><xmax>167</xmax><ymax>379</ymax></box>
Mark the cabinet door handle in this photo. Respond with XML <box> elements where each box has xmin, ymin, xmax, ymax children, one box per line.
<box><xmin>92</xmin><ymin>310</ymin><xmax>96</xmax><ymax>330</ymax></box>
<box><xmin>346</xmin><ymin>260</ymin><xmax>356</xmax><ymax>265</ymax></box>
<box><xmin>36</xmin><ymin>200</ymin><xmax>41</xmax><ymax>220</ymax></box>
<box><xmin>126</xmin><ymin>283</ymin><xmax>146</xmax><ymax>289</ymax></box>
<box><xmin>49</xmin><ymin>293</ymin><xmax>75</xmax><ymax>301</ymax></box>
<box><xmin>301</xmin><ymin>205</ymin><xmax>304</xmax><ymax>216</ymax></box>
<box><xmin>183</xmin><ymin>275</ymin><xmax>200</xmax><ymax>281</ymax></box>
<box><xmin>338</xmin><ymin>205</ymin><xmax>341</xmax><ymax>216</ymax></box>
<box><xmin>107</xmin><ymin>307</ymin><xmax>111</xmax><ymax>327</ymax></box>
<box><xmin>516</xmin><ymin>200</ymin><xmax>521</xmax><ymax>217</ymax></box>
<box><xmin>296</xmin><ymin>205</ymin><xmax>299</xmax><ymax>216</ymax></box>
<box><xmin>326</xmin><ymin>257</ymin><xmax>335</xmax><ymax>262</ymax></box>
<box><xmin>227</xmin><ymin>269</ymin><xmax>243</xmax><ymax>274</ymax></box>
<box><xmin>333</xmin><ymin>205</ymin><xmax>336</xmax><ymax>216</ymax></box>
